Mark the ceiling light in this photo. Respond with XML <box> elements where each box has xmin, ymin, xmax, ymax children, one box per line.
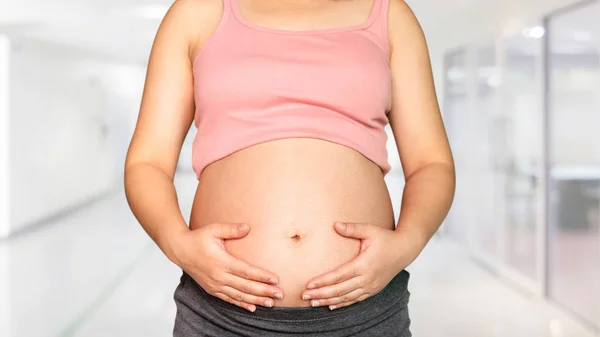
<box><xmin>522</xmin><ymin>26</ymin><xmax>545</xmax><ymax>39</ymax></box>
<box><xmin>137</xmin><ymin>4</ymin><xmax>169</xmax><ymax>19</ymax></box>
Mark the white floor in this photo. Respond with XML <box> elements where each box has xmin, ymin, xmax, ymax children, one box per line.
<box><xmin>0</xmin><ymin>172</ymin><xmax>597</xmax><ymax>337</ymax></box>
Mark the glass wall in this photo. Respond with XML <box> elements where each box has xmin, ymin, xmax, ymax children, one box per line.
<box><xmin>443</xmin><ymin>35</ymin><xmax>545</xmax><ymax>280</ymax></box>
<box><xmin>547</xmin><ymin>1</ymin><xmax>600</xmax><ymax>326</ymax></box>
<box><xmin>501</xmin><ymin>32</ymin><xmax>544</xmax><ymax>282</ymax></box>
<box><xmin>443</xmin><ymin>49</ymin><xmax>470</xmax><ymax>245</ymax></box>
<box><xmin>472</xmin><ymin>44</ymin><xmax>500</xmax><ymax>260</ymax></box>
<box><xmin>442</xmin><ymin>0</ymin><xmax>600</xmax><ymax>328</ymax></box>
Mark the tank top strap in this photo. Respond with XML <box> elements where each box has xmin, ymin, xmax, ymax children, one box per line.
<box><xmin>365</xmin><ymin>0</ymin><xmax>391</xmax><ymax>56</ymax></box>
<box><xmin>221</xmin><ymin>0</ymin><xmax>233</xmax><ymax>17</ymax></box>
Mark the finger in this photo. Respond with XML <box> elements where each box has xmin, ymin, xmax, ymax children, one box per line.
<box><xmin>309</xmin><ymin>288</ymin><xmax>364</xmax><ymax>307</ymax></box>
<box><xmin>227</xmin><ymin>257</ymin><xmax>280</xmax><ymax>285</ymax></box>
<box><xmin>302</xmin><ymin>276</ymin><xmax>362</xmax><ymax>300</ymax></box>
<box><xmin>225</xmin><ymin>274</ymin><xmax>284</xmax><ymax>300</ymax></box>
<box><xmin>330</xmin><ymin>300</ymin><xmax>356</xmax><ymax>310</ymax></box>
<box><xmin>211</xmin><ymin>223</ymin><xmax>251</xmax><ymax>240</ymax></box>
<box><xmin>334</xmin><ymin>222</ymin><xmax>371</xmax><ymax>239</ymax></box>
<box><xmin>213</xmin><ymin>292</ymin><xmax>256</xmax><ymax>312</ymax></box>
<box><xmin>329</xmin><ymin>293</ymin><xmax>370</xmax><ymax>310</ymax></box>
<box><xmin>221</xmin><ymin>285</ymin><xmax>275</xmax><ymax>308</ymax></box>
<box><xmin>306</xmin><ymin>261</ymin><xmax>359</xmax><ymax>289</ymax></box>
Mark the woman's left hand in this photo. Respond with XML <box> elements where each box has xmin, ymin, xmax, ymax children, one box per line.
<box><xmin>301</xmin><ymin>222</ymin><xmax>419</xmax><ymax>310</ymax></box>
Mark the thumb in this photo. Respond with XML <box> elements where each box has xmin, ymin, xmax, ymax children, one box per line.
<box><xmin>210</xmin><ymin>223</ymin><xmax>250</xmax><ymax>239</ymax></box>
<box><xmin>334</xmin><ymin>222</ymin><xmax>371</xmax><ymax>239</ymax></box>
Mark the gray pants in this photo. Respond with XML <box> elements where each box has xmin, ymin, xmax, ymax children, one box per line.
<box><xmin>173</xmin><ymin>270</ymin><xmax>412</xmax><ymax>336</ymax></box>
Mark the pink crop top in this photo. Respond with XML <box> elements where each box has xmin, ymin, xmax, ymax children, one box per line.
<box><xmin>191</xmin><ymin>0</ymin><xmax>392</xmax><ymax>178</ymax></box>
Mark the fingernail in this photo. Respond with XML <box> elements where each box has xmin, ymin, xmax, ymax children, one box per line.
<box><xmin>269</xmin><ymin>278</ymin><xmax>279</xmax><ymax>285</ymax></box>
<box><xmin>265</xmin><ymin>300</ymin><xmax>273</xmax><ymax>307</ymax></box>
<box><xmin>302</xmin><ymin>294</ymin><xmax>311</xmax><ymax>300</ymax></box>
<box><xmin>248</xmin><ymin>305</ymin><xmax>256</xmax><ymax>312</ymax></box>
<box><xmin>311</xmin><ymin>300</ymin><xmax>319</xmax><ymax>307</ymax></box>
<box><xmin>329</xmin><ymin>305</ymin><xmax>337</xmax><ymax>310</ymax></box>
<box><xmin>336</xmin><ymin>222</ymin><xmax>346</xmax><ymax>230</ymax></box>
<box><xmin>239</xmin><ymin>224</ymin><xmax>249</xmax><ymax>231</ymax></box>
<box><xmin>307</xmin><ymin>283</ymin><xmax>317</xmax><ymax>289</ymax></box>
<box><xmin>274</xmin><ymin>292</ymin><xmax>283</xmax><ymax>299</ymax></box>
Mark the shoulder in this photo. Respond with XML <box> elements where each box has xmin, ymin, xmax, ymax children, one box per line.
<box><xmin>387</xmin><ymin>0</ymin><xmax>420</xmax><ymax>28</ymax></box>
<box><xmin>161</xmin><ymin>0</ymin><xmax>224</xmax><ymax>32</ymax></box>
<box><xmin>157</xmin><ymin>0</ymin><xmax>224</xmax><ymax>41</ymax></box>
<box><xmin>386</xmin><ymin>0</ymin><xmax>427</xmax><ymax>54</ymax></box>
<box><xmin>167</xmin><ymin>0</ymin><xmax>224</xmax><ymax>22</ymax></box>
<box><xmin>154</xmin><ymin>0</ymin><xmax>225</xmax><ymax>57</ymax></box>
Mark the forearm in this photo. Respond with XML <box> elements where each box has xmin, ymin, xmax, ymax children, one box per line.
<box><xmin>395</xmin><ymin>162</ymin><xmax>456</xmax><ymax>251</ymax></box>
<box><xmin>124</xmin><ymin>162</ymin><xmax>189</xmax><ymax>265</ymax></box>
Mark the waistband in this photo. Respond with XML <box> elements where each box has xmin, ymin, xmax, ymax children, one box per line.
<box><xmin>183</xmin><ymin>269</ymin><xmax>410</xmax><ymax>323</ymax></box>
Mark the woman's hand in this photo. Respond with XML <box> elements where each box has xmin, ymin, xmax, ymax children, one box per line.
<box><xmin>301</xmin><ymin>222</ymin><xmax>417</xmax><ymax>310</ymax></box>
<box><xmin>171</xmin><ymin>223</ymin><xmax>284</xmax><ymax>312</ymax></box>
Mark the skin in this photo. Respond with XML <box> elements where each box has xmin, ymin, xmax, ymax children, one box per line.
<box><xmin>124</xmin><ymin>0</ymin><xmax>455</xmax><ymax>312</ymax></box>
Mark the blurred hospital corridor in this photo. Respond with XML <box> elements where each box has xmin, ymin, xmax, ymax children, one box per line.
<box><xmin>1</xmin><ymin>0</ymin><xmax>600</xmax><ymax>336</ymax></box>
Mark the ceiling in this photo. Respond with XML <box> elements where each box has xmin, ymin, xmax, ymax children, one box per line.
<box><xmin>0</xmin><ymin>0</ymin><xmax>172</xmax><ymax>63</ymax></box>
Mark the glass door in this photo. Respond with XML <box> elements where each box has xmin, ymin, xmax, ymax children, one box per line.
<box><xmin>499</xmin><ymin>30</ymin><xmax>544</xmax><ymax>283</ymax></box>
<box><xmin>547</xmin><ymin>0</ymin><xmax>600</xmax><ymax>327</ymax></box>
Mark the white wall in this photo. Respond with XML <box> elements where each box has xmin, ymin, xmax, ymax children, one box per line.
<box><xmin>0</xmin><ymin>35</ymin><xmax>9</xmax><ymax>238</ymax></box>
<box><xmin>93</xmin><ymin>63</ymin><xmax>146</xmax><ymax>180</ymax></box>
<box><xmin>0</xmin><ymin>34</ymin><xmax>11</xmax><ymax>337</ymax></box>
<box><xmin>177</xmin><ymin>128</ymin><xmax>196</xmax><ymax>174</ymax></box>
<box><xmin>6</xmin><ymin>37</ymin><xmax>144</xmax><ymax>236</ymax></box>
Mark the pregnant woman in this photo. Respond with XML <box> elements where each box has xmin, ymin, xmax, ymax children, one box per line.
<box><xmin>124</xmin><ymin>0</ymin><xmax>455</xmax><ymax>335</ymax></box>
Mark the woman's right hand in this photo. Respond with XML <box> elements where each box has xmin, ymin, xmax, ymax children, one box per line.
<box><xmin>171</xmin><ymin>223</ymin><xmax>284</xmax><ymax>312</ymax></box>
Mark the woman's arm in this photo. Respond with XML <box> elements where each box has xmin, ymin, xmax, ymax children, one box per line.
<box><xmin>387</xmin><ymin>0</ymin><xmax>455</xmax><ymax>250</ymax></box>
<box><xmin>124</xmin><ymin>0</ymin><xmax>198</xmax><ymax>262</ymax></box>
<box><xmin>124</xmin><ymin>0</ymin><xmax>283</xmax><ymax>312</ymax></box>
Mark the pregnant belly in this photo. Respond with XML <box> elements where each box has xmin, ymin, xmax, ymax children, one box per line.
<box><xmin>189</xmin><ymin>138</ymin><xmax>395</xmax><ymax>307</ymax></box>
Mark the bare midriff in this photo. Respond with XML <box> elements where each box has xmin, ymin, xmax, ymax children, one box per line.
<box><xmin>189</xmin><ymin>138</ymin><xmax>395</xmax><ymax>307</ymax></box>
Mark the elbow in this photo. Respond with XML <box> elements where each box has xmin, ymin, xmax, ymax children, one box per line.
<box><xmin>405</xmin><ymin>159</ymin><xmax>455</xmax><ymax>182</ymax></box>
<box><xmin>405</xmin><ymin>160</ymin><xmax>456</xmax><ymax>201</ymax></box>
